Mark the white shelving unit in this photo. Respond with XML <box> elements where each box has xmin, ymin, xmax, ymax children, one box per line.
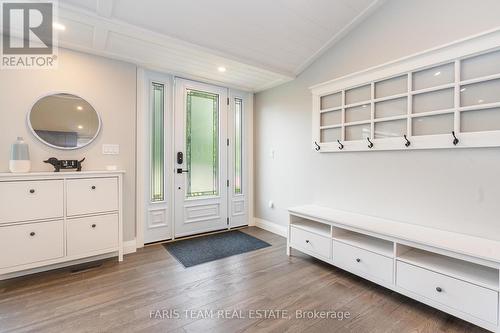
<box><xmin>311</xmin><ymin>28</ymin><xmax>500</xmax><ymax>152</ymax></box>
<box><xmin>288</xmin><ymin>204</ymin><xmax>500</xmax><ymax>332</ymax></box>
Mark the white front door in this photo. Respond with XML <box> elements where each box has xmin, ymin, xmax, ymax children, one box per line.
<box><xmin>174</xmin><ymin>79</ymin><xmax>228</xmax><ymax>237</ymax></box>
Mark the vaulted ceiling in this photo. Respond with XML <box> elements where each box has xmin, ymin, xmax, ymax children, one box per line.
<box><xmin>56</xmin><ymin>0</ymin><xmax>384</xmax><ymax>91</ymax></box>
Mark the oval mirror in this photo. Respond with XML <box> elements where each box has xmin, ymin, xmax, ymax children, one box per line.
<box><xmin>28</xmin><ymin>93</ymin><xmax>101</xmax><ymax>149</ymax></box>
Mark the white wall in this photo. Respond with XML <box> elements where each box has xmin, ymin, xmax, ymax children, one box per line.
<box><xmin>254</xmin><ymin>0</ymin><xmax>500</xmax><ymax>240</ymax></box>
<box><xmin>0</xmin><ymin>49</ymin><xmax>137</xmax><ymax>241</ymax></box>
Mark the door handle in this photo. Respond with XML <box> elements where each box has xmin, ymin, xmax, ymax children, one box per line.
<box><xmin>177</xmin><ymin>168</ymin><xmax>189</xmax><ymax>174</ymax></box>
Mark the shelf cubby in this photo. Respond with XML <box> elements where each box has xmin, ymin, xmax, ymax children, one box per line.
<box><xmin>396</xmin><ymin>245</ymin><xmax>499</xmax><ymax>291</ymax></box>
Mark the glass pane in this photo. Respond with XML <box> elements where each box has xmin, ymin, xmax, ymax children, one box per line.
<box><xmin>375</xmin><ymin>75</ymin><xmax>407</xmax><ymax>99</ymax></box>
<box><xmin>186</xmin><ymin>89</ymin><xmax>219</xmax><ymax>197</ymax></box>
<box><xmin>345</xmin><ymin>85</ymin><xmax>370</xmax><ymax>105</ymax></box>
<box><xmin>320</xmin><ymin>110</ymin><xmax>341</xmax><ymax>126</ymax></box>
<box><xmin>461</xmin><ymin>50</ymin><xmax>500</xmax><ymax>81</ymax></box>
<box><xmin>234</xmin><ymin>98</ymin><xmax>243</xmax><ymax>194</ymax></box>
<box><xmin>461</xmin><ymin>108</ymin><xmax>500</xmax><ymax>133</ymax></box>
<box><xmin>412</xmin><ymin>113</ymin><xmax>454</xmax><ymax>136</ymax></box>
<box><xmin>375</xmin><ymin>97</ymin><xmax>407</xmax><ymax>119</ymax></box>
<box><xmin>320</xmin><ymin>92</ymin><xmax>341</xmax><ymax>110</ymax></box>
<box><xmin>345</xmin><ymin>104</ymin><xmax>370</xmax><ymax>123</ymax></box>
<box><xmin>460</xmin><ymin>79</ymin><xmax>500</xmax><ymax>107</ymax></box>
<box><xmin>413</xmin><ymin>63</ymin><xmax>454</xmax><ymax>91</ymax></box>
<box><xmin>345</xmin><ymin>123</ymin><xmax>371</xmax><ymax>141</ymax></box>
<box><xmin>320</xmin><ymin>127</ymin><xmax>341</xmax><ymax>143</ymax></box>
<box><xmin>412</xmin><ymin>88</ymin><xmax>454</xmax><ymax>114</ymax></box>
<box><xmin>151</xmin><ymin>83</ymin><xmax>164</xmax><ymax>202</ymax></box>
<box><xmin>375</xmin><ymin>119</ymin><xmax>406</xmax><ymax>139</ymax></box>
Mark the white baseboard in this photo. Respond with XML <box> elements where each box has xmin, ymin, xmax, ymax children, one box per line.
<box><xmin>254</xmin><ymin>218</ymin><xmax>287</xmax><ymax>237</ymax></box>
<box><xmin>124</xmin><ymin>239</ymin><xmax>137</xmax><ymax>254</ymax></box>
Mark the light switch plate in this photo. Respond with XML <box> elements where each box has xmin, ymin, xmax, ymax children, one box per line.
<box><xmin>102</xmin><ymin>144</ymin><xmax>120</xmax><ymax>155</ymax></box>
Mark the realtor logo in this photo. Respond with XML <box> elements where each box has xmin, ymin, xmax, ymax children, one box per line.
<box><xmin>1</xmin><ymin>0</ymin><xmax>58</xmax><ymax>68</ymax></box>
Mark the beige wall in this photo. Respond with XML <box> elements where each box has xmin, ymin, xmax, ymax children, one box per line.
<box><xmin>0</xmin><ymin>49</ymin><xmax>137</xmax><ymax>241</ymax></box>
<box><xmin>254</xmin><ymin>0</ymin><xmax>500</xmax><ymax>240</ymax></box>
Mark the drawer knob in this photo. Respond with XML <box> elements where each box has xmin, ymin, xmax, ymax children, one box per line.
<box><xmin>29</xmin><ymin>232</ymin><xmax>35</xmax><ymax>237</ymax></box>
<box><xmin>91</xmin><ymin>224</ymin><xmax>96</xmax><ymax>228</ymax></box>
<box><xmin>91</xmin><ymin>186</ymin><xmax>96</xmax><ymax>190</ymax></box>
<box><xmin>305</xmin><ymin>240</ymin><xmax>310</xmax><ymax>244</ymax></box>
<box><xmin>435</xmin><ymin>287</ymin><xmax>443</xmax><ymax>293</ymax></box>
<box><xmin>356</xmin><ymin>258</ymin><xmax>361</xmax><ymax>263</ymax></box>
<box><xmin>29</xmin><ymin>189</ymin><xmax>35</xmax><ymax>194</ymax></box>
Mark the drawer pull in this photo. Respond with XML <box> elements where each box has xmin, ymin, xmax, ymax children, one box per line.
<box><xmin>91</xmin><ymin>186</ymin><xmax>96</xmax><ymax>190</ymax></box>
<box><xmin>29</xmin><ymin>189</ymin><xmax>35</xmax><ymax>194</ymax></box>
<box><xmin>356</xmin><ymin>258</ymin><xmax>361</xmax><ymax>263</ymax></box>
<box><xmin>29</xmin><ymin>232</ymin><xmax>36</xmax><ymax>237</ymax></box>
<box><xmin>91</xmin><ymin>224</ymin><xmax>96</xmax><ymax>228</ymax></box>
<box><xmin>436</xmin><ymin>287</ymin><xmax>443</xmax><ymax>293</ymax></box>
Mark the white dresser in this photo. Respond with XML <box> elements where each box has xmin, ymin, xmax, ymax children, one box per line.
<box><xmin>0</xmin><ymin>171</ymin><xmax>124</xmax><ymax>279</ymax></box>
<box><xmin>288</xmin><ymin>205</ymin><xmax>500</xmax><ymax>333</ymax></box>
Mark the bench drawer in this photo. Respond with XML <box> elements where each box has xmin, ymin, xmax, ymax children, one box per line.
<box><xmin>333</xmin><ymin>241</ymin><xmax>393</xmax><ymax>283</ymax></box>
<box><xmin>0</xmin><ymin>220</ymin><xmax>64</xmax><ymax>268</ymax></box>
<box><xmin>290</xmin><ymin>227</ymin><xmax>331</xmax><ymax>259</ymax></box>
<box><xmin>397</xmin><ymin>261</ymin><xmax>498</xmax><ymax>324</ymax></box>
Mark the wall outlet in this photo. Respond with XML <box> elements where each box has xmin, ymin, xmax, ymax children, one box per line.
<box><xmin>102</xmin><ymin>144</ymin><xmax>120</xmax><ymax>155</ymax></box>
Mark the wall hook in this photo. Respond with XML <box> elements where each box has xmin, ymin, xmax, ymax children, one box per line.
<box><xmin>337</xmin><ymin>140</ymin><xmax>344</xmax><ymax>150</ymax></box>
<box><xmin>404</xmin><ymin>135</ymin><xmax>411</xmax><ymax>147</ymax></box>
<box><xmin>367</xmin><ymin>137</ymin><xmax>374</xmax><ymax>149</ymax></box>
<box><xmin>314</xmin><ymin>141</ymin><xmax>321</xmax><ymax>151</ymax></box>
<box><xmin>452</xmin><ymin>131</ymin><xmax>459</xmax><ymax>145</ymax></box>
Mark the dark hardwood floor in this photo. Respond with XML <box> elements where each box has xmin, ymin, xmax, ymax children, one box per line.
<box><xmin>0</xmin><ymin>227</ymin><xmax>487</xmax><ymax>333</ymax></box>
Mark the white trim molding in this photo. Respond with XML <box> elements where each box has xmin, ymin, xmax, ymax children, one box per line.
<box><xmin>123</xmin><ymin>239</ymin><xmax>137</xmax><ymax>255</ymax></box>
<box><xmin>254</xmin><ymin>218</ymin><xmax>287</xmax><ymax>237</ymax></box>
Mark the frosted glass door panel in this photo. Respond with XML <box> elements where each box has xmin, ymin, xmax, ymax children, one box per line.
<box><xmin>375</xmin><ymin>97</ymin><xmax>407</xmax><ymax>119</ymax></box>
<box><xmin>345</xmin><ymin>104</ymin><xmax>370</xmax><ymax>123</ymax></box>
<box><xmin>412</xmin><ymin>88</ymin><xmax>454</xmax><ymax>114</ymax></box>
<box><xmin>320</xmin><ymin>110</ymin><xmax>342</xmax><ymax>126</ymax></box>
<box><xmin>320</xmin><ymin>92</ymin><xmax>341</xmax><ymax>110</ymax></box>
<box><xmin>375</xmin><ymin>75</ymin><xmax>407</xmax><ymax>99</ymax></box>
<box><xmin>460</xmin><ymin>79</ymin><xmax>500</xmax><ymax>107</ymax></box>
<box><xmin>461</xmin><ymin>50</ymin><xmax>500</xmax><ymax>81</ymax></box>
<box><xmin>412</xmin><ymin>114</ymin><xmax>454</xmax><ymax>136</ymax></box>
<box><xmin>375</xmin><ymin>119</ymin><xmax>406</xmax><ymax>139</ymax></box>
<box><xmin>461</xmin><ymin>108</ymin><xmax>500</xmax><ymax>132</ymax></box>
<box><xmin>413</xmin><ymin>63</ymin><xmax>454</xmax><ymax>91</ymax></box>
<box><xmin>186</xmin><ymin>90</ymin><xmax>219</xmax><ymax>197</ymax></box>
<box><xmin>345</xmin><ymin>123</ymin><xmax>371</xmax><ymax>141</ymax></box>
<box><xmin>345</xmin><ymin>85</ymin><xmax>370</xmax><ymax>105</ymax></box>
<box><xmin>321</xmin><ymin>127</ymin><xmax>341</xmax><ymax>143</ymax></box>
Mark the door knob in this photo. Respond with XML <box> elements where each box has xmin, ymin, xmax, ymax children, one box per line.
<box><xmin>177</xmin><ymin>168</ymin><xmax>189</xmax><ymax>174</ymax></box>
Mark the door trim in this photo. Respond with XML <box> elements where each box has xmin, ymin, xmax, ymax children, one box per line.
<box><xmin>136</xmin><ymin>69</ymin><xmax>254</xmax><ymax>248</ymax></box>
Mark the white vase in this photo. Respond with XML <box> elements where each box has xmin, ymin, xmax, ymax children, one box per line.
<box><xmin>9</xmin><ymin>137</ymin><xmax>31</xmax><ymax>173</ymax></box>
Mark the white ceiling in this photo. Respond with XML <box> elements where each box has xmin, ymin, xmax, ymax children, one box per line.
<box><xmin>56</xmin><ymin>0</ymin><xmax>383</xmax><ymax>91</ymax></box>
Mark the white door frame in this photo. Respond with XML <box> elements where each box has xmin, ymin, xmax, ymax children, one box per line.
<box><xmin>136</xmin><ymin>68</ymin><xmax>254</xmax><ymax>248</ymax></box>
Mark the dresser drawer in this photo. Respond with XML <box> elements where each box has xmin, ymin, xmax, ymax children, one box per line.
<box><xmin>67</xmin><ymin>214</ymin><xmax>119</xmax><ymax>256</ymax></box>
<box><xmin>397</xmin><ymin>261</ymin><xmax>498</xmax><ymax>324</ymax></box>
<box><xmin>67</xmin><ymin>178</ymin><xmax>118</xmax><ymax>216</ymax></box>
<box><xmin>290</xmin><ymin>227</ymin><xmax>331</xmax><ymax>259</ymax></box>
<box><xmin>333</xmin><ymin>241</ymin><xmax>393</xmax><ymax>283</ymax></box>
<box><xmin>0</xmin><ymin>220</ymin><xmax>64</xmax><ymax>268</ymax></box>
<box><xmin>0</xmin><ymin>180</ymin><xmax>63</xmax><ymax>224</ymax></box>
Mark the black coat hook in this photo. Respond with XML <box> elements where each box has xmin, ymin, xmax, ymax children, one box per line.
<box><xmin>404</xmin><ymin>135</ymin><xmax>411</xmax><ymax>147</ymax></box>
<box><xmin>314</xmin><ymin>141</ymin><xmax>321</xmax><ymax>151</ymax></box>
<box><xmin>337</xmin><ymin>140</ymin><xmax>344</xmax><ymax>150</ymax></box>
<box><xmin>452</xmin><ymin>131</ymin><xmax>459</xmax><ymax>145</ymax></box>
<box><xmin>367</xmin><ymin>137</ymin><xmax>374</xmax><ymax>149</ymax></box>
